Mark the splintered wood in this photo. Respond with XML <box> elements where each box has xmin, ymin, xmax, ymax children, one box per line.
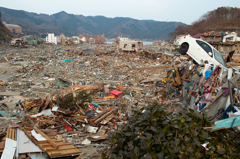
<box><xmin>6</xmin><ymin>128</ymin><xmax>16</xmax><ymax>140</ymax></box>
<box><xmin>23</xmin><ymin>127</ymin><xmax>81</xmax><ymax>158</ymax></box>
<box><xmin>69</xmin><ymin>85</ymin><xmax>99</xmax><ymax>92</ymax></box>
<box><xmin>0</xmin><ymin>137</ymin><xmax>5</xmax><ymax>156</ymax></box>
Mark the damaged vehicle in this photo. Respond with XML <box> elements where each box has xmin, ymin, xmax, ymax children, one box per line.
<box><xmin>179</xmin><ymin>35</ymin><xmax>226</xmax><ymax>67</ymax></box>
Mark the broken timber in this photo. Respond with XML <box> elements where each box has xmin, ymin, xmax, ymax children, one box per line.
<box><xmin>23</xmin><ymin>127</ymin><xmax>81</xmax><ymax>158</ymax></box>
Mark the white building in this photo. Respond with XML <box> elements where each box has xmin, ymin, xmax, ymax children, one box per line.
<box><xmin>119</xmin><ymin>37</ymin><xmax>129</xmax><ymax>41</ymax></box>
<box><xmin>118</xmin><ymin>40</ymin><xmax>143</xmax><ymax>52</ymax></box>
<box><xmin>58</xmin><ymin>33</ymin><xmax>65</xmax><ymax>43</ymax></box>
<box><xmin>56</xmin><ymin>36</ymin><xmax>61</xmax><ymax>43</ymax></box>
<box><xmin>72</xmin><ymin>36</ymin><xmax>80</xmax><ymax>44</ymax></box>
<box><xmin>46</xmin><ymin>33</ymin><xmax>57</xmax><ymax>45</ymax></box>
<box><xmin>223</xmin><ymin>32</ymin><xmax>240</xmax><ymax>43</ymax></box>
<box><xmin>80</xmin><ymin>37</ymin><xmax>86</xmax><ymax>43</ymax></box>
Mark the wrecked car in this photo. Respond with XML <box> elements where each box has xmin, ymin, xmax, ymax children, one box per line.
<box><xmin>179</xmin><ymin>35</ymin><xmax>226</xmax><ymax>67</ymax></box>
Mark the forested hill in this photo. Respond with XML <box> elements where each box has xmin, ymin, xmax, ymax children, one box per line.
<box><xmin>171</xmin><ymin>7</ymin><xmax>240</xmax><ymax>38</ymax></box>
<box><xmin>0</xmin><ymin>7</ymin><xmax>185</xmax><ymax>40</ymax></box>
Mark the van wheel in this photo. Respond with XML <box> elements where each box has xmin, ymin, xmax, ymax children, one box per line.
<box><xmin>179</xmin><ymin>43</ymin><xmax>189</xmax><ymax>55</ymax></box>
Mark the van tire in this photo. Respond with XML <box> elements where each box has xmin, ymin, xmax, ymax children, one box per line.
<box><xmin>179</xmin><ymin>43</ymin><xmax>189</xmax><ymax>55</ymax></box>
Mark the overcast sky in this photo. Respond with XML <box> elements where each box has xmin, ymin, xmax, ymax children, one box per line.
<box><xmin>1</xmin><ymin>0</ymin><xmax>239</xmax><ymax>24</ymax></box>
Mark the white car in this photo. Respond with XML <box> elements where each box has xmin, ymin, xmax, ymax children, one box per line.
<box><xmin>178</xmin><ymin>35</ymin><xmax>226</xmax><ymax>67</ymax></box>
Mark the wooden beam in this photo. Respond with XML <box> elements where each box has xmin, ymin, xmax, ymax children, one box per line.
<box><xmin>35</xmin><ymin>129</ymin><xmax>59</xmax><ymax>149</ymax></box>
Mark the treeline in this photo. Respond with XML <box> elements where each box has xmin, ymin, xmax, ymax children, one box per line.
<box><xmin>170</xmin><ymin>7</ymin><xmax>240</xmax><ymax>38</ymax></box>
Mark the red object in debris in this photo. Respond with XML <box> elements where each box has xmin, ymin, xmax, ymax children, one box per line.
<box><xmin>109</xmin><ymin>90</ymin><xmax>123</xmax><ymax>98</ymax></box>
<box><xmin>50</xmin><ymin>132</ymin><xmax>57</xmax><ymax>135</ymax></box>
<box><xmin>113</xmin><ymin>122</ymin><xmax>117</xmax><ymax>130</ymax></box>
<box><xmin>64</xmin><ymin>124</ymin><xmax>72</xmax><ymax>131</ymax></box>
<box><xmin>50</xmin><ymin>52</ymin><xmax>52</xmax><ymax>54</ymax></box>
<box><xmin>44</xmin><ymin>73</ymin><xmax>50</xmax><ymax>77</ymax></box>
<box><xmin>89</xmin><ymin>103</ymin><xmax>95</xmax><ymax>110</ymax></box>
<box><xmin>164</xmin><ymin>101</ymin><xmax>169</xmax><ymax>105</ymax></box>
<box><xmin>8</xmin><ymin>126</ymin><xmax>19</xmax><ymax>129</ymax></box>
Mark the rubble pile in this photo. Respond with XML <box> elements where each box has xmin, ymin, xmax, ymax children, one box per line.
<box><xmin>0</xmin><ymin>44</ymin><xmax>240</xmax><ymax>158</ymax></box>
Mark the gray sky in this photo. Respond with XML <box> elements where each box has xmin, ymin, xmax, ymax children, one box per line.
<box><xmin>1</xmin><ymin>0</ymin><xmax>240</xmax><ymax>24</ymax></box>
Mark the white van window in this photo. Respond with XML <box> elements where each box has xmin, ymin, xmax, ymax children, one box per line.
<box><xmin>213</xmin><ymin>49</ymin><xmax>226</xmax><ymax>66</ymax></box>
<box><xmin>196</xmin><ymin>40</ymin><xmax>213</xmax><ymax>57</ymax></box>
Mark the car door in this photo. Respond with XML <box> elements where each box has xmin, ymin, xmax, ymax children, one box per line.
<box><xmin>196</xmin><ymin>40</ymin><xmax>214</xmax><ymax>64</ymax></box>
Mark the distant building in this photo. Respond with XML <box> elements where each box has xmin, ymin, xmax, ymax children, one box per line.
<box><xmin>153</xmin><ymin>40</ymin><xmax>166</xmax><ymax>46</ymax></box>
<box><xmin>217</xmin><ymin>32</ymin><xmax>240</xmax><ymax>53</ymax></box>
<box><xmin>56</xmin><ymin>33</ymin><xmax>65</xmax><ymax>44</ymax></box>
<box><xmin>95</xmin><ymin>34</ymin><xmax>105</xmax><ymax>44</ymax></box>
<box><xmin>84</xmin><ymin>34</ymin><xmax>105</xmax><ymax>44</ymax></box>
<box><xmin>72</xmin><ymin>36</ymin><xmax>80</xmax><ymax>44</ymax></box>
<box><xmin>119</xmin><ymin>37</ymin><xmax>129</xmax><ymax>41</ymax></box>
<box><xmin>46</xmin><ymin>33</ymin><xmax>57</xmax><ymax>45</ymax></box>
<box><xmin>223</xmin><ymin>32</ymin><xmax>240</xmax><ymax>43</ymax></box>
<box><xmin>233</xmin><ymin>41</ymin><xmax>240</xmax><ymax>53</ymax></box>
<box><xmin>79</xmin><ymin>34</ymin><xmax>86</xmax><ymax>43</ymax></box>
<box><xmin>79</xmin><ymin>34</ymin><xmax>85</xmax><ymax>39</ymax></box>
<box><xmin>3</xmin><ymin>22</ymin><xmax>22</xmax><ymax>34</ymax></box>
<box><xmin>11</xmin><ymin>38</ymin><xmax>22</xmax><ymax>46</ymax></box>
<box><xmin>202</xmin><ymin>31</ymin><xmax>224</xmax><ymax>50</ymax></box>
<box><xmin>218</xmin><ymin>42</ymin><xmax>235</xmax><ymax>53</ymax></box>
<box><xmin>80</xmin><ymin>37</ymin><xmax>86</xmax><ymax>43</ymax></box>
<box><xmin>192</xmin><ymin>33</ymin><xmax>204</xmax><ymax>39</ymax></box>
<box><xmin>117</xmin><ymin>37</ymin><xmax>143</xmax><ymax>52</ymax></box>
<box><xmin>57</xmin><ymin>36</ymin><xmax>61</xmax><ymax>43</ymax></box>
<box><xmin>20</xmin><ymin>35</ymin><xmax>38</xmax><ymax>41</ymax></box>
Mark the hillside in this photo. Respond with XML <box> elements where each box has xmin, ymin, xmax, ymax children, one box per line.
<box><xmin>170</xmin><ymin>7</ymin><xmax>240</xmax><ymax>38</ymax></box>
<box><xmin>0</xmin><ymin>7</ymin><xmax>185</xmax><ymax>40</ymax></box>
<box><xmin>0</xmin><ymin>20</ymin><xmax>13</xmax><ymax>44</ymax></box>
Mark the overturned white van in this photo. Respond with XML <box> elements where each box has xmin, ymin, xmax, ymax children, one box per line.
<box><xmin>178</xmin><ymin>35</ymin><xmax>226</xmax><ymax>67</ymax></box>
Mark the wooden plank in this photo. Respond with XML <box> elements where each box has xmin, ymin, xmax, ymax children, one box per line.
<box><xmin>23</xmin><ymin>129</ymin><xmax>46</xmax><ymax>153</ymax></box>
<box><xmin>54</xmin><ymin>140</ymin><xmax>64</xmax><ymax>142</ymax></box>
<box><xmin>38</xmin><ymin>140</ymin><xmax>49</xmax><ymax>144</ymax></box>
<box><xmin>47</xmin><ymin>147</ymin><xmax>77</xmax><ymax>152</ymax></box>
<box><xmin>50</xmin><ymin>150</ymin><xmax>80</xmax><ymax>157</ymax></box>
<box><xmin>35</xmin><ymin>129</ymin><xmax>59</xmax><ymax>149</ymax></box>
<box><xmin>23</xmin><ymin>128</ymin><xmax>81</xmax><ymax>158</ymax></box>
<box><xmin>41</xmin><ymin>145</ymin><xmax>53</xmax><ymax>148</ymax></box>
<box><xmin>93</xmin><ymin>110</ymin><xmax>107</xmax><ymax>122</ymax></box>
<box><xmin>70</xmin><ymin>115</ymin><xmax>88</xmax><ymax>118</ymax></box>
<box><xmin>56</xmin><ymin>143</ymin><xmax>72</xmax><ymax>146</ymax></box>
<box><xmin>49</xmin><ymin>152</ymin><xmax>62</xmax><ymax>156</ymax></box>
<box><xmin>24</xmin><ymin>127</ymin><xmax>34</xmax><ymax>131</ymax></box>
<box><xmin>9</xmin><ymin>129</ymin><xmax>11</xmax><ymax>139</ymax></box>
<box><xmin>40</xmin><ymin>129</ymin><xmax>57</xmax><ymax>133</ymax></box>
<box><xmin>6</xmin><ymin>128</ymin><xmax>10</xmax><ymax>138</ymax></box>
<box><xmin>45</xmin><ymin>148</ymin><xmax>58</xmax><ymax>152</ymax></box>
<box><xmin>6</xmin><ymin>128</ymin><xmax>16</xmax><ymax>140</ymax></box>
<box><xmin>13</xmin><ymin>129</ymin><xmax>16</xmax><ymax>140</ymax></box>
